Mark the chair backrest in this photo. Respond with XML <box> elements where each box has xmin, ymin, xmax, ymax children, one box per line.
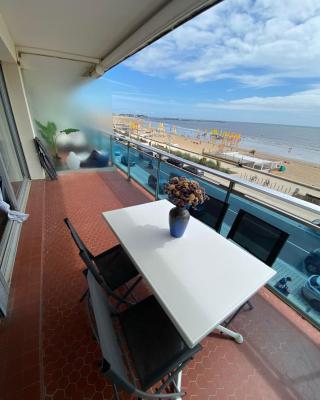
<box><xmin>190</xmin><ymin>196</ymin><xmax>228</xmax><ymax>232</ymax></box>
<box><xmin>64</xmin><ymin>218</ymin><xmax>104</xmax><ymax>287</ymax></box>
<box><xmin>86</xmin><ymin>270</ymin><xmax>135</xmax><ymax>394</ymax></box>
<box><xmin>64</xmin><ymin>218</ymin><xmax>93</xmax><ymax>258</ymax></box>
<box><xmin>227</xmin><ymin>209</ymin><xmax>289</xmax><ymax>266</ymax></box>
<box><xmin>80</xmin><ymin>250</ymin><xmax>104</xmax><ymax>286</ymax></box>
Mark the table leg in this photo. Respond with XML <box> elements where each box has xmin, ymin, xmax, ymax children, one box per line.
<box><xmin>216</xmin><ymin>324</ymin><xmax>244</xmax><ymax>344</ymax></box>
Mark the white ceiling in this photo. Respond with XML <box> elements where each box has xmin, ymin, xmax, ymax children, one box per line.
<box><xmin>0</xmin><ymin>0</ymin><xmax>220</xmax><ymax>75</ymax></box>
<box><xmin>1</xmin><ymin>0</ymin><xmax>170</xmax><ymax>58</ymax></box>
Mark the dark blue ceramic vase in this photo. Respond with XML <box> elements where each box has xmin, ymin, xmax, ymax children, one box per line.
<box><xmin>169</xmin><ymin>206</ymin><xmax>190</xmax><ymax>238</ymax></box>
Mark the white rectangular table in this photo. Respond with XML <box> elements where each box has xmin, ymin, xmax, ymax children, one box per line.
<box><xmin>102</xmin><ymin>199</ymin><xmax>276</xmax><ymax>348</ymax></box>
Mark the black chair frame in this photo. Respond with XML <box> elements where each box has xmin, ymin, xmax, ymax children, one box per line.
<box><xmin>64</xmin><ymin>217</ymin><xmax>141</xmax><ymax>307</ymax></box>
<box><xmin>224</xmin><ymin>209</ymin><xmax>289</xmax><ymax>326</ymax></box>
<box><xmin>80</xmin><ymin>250</ymin><xmax>142</xmax><ymax>307</ymax></box>
<box><xmin>86</xmin><ymin>271</ymin><xmax>201</xmax><ymax>399</ymax></box>
<box><xmin>190</xmin><ymin>195</ymin><xmax>229</xmax><ymax>233</ymax></box>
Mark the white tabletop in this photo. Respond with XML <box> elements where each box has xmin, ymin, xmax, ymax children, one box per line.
<box><xmin>102</xmin><ymin>200</ymin><xmax>275</xmax><ymax>348</ymax></box>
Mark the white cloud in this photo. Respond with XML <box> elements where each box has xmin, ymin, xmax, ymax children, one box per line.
<box><xmin>113</xmin><ymin>93</ymin><xmax>168</xmax><ymax>106</ymax></box>
<box><xmin>112</xmin><ymin>91</ymin><xmax>183</xmax><ymax>106</ymax></box>
<box><xmin>101</xmin><ymin>78</ymin><xmax>136</xmax><ymax>90</ymax></box>
<box><xmin>197</xmin><ymin>86</ymin><xmax>320</xmax><ymax>112</ymax></box>
<box><xmin>125</xmin><ymin>0</ymin><xmax>320</xmax><ymax>87</ymax></box>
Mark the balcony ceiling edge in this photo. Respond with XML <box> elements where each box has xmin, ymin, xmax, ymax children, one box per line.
<box><xmin>90</xmin><ymin>0</ymin><xmax>222</xmax><ymax>78</ymax></box>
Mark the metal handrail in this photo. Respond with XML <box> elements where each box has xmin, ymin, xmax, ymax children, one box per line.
<box><xmin>110</xmin><ymin>131</ymin><xmax>320</xmax><ymax>217</ymax></box>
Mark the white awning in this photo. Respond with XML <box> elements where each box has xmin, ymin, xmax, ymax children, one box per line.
<box><xmin>219</xmin><ymin>152</ymin><xmax>280</xmax><ymax>170</ymax></box>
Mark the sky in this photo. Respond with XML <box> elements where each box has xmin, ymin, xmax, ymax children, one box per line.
<box><xmin>105</xmin><ymin>0</ymin><xmax>320</xmax><ymax>127</ymax></box>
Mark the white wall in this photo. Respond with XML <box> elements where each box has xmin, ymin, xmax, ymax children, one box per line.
<box><xmin>0</xmin><ymin>13</ymin><xmax>16</xmax><ymax>62</ymax></box>
<box><xmin>2</xmin><ymin>62</ymin><xmax>45</xmax><ymax>179</ymax></box>
<box><xmin>0</xmin><ymin>13</ymin><xmax>44</xmax><ymax>179</ymax></box>
<box><xmin>21</xmin><ymin>55</ymin><xmax>112</xmax><ymax>163</ymax></box>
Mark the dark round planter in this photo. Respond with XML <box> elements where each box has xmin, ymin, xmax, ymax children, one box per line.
<box><xmin>169</xmin><ymin>206</ymin><xmax>190</xmax><ymax>238</ymax></box>
<box><xmin>305</xmin><ymin>249</ymin><xmax>320</xmax><ymax>275</ymax></box>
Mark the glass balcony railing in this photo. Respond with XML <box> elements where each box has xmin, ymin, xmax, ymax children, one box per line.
<box><xmin>109</xmin><ymin>133</ymin><xmax>320</xmax><ymax>329</ymax></box>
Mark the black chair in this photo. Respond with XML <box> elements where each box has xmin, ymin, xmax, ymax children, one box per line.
<box><xmin>189</xmin><ymin>195</ymin><xmax>228</xmax><ymax>232</ymax></box>
<box><xmin>86</xmin><ymin>270</ymin><xmax>201</xmax><ymax>399</ymax></box>
<box><xmin>224</xmin><ymin>209</ymin><xmax>289</xmax><ymax>326</ymax></box>
<box><xmin>227</xmin><ymin>210</ymin><xmax>289</xmax><ymax>266</ymax></box>
<box><xmin>64</xmin><ymin>218</ymin><xmax>141</xmax><ymax>306</ymax></box>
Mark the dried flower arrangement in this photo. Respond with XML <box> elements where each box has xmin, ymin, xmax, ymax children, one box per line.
<box><xmin>164</xmin><ymin>176</ymin><xmax>208</xmax><ymax>208</ymax></box>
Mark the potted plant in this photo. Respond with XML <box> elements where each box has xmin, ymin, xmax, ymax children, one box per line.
<box><xmin>164</xmin><ymin>176</ymin><xmax>208</xmax><ymax>238</ymax></box>
<box><xmin>35</xmin><ymin>120</ymin><xmax>79</xmax><ymax>159</ymax></box>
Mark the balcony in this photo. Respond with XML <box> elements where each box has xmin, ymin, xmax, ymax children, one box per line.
<box><xmin>0</xmin><ymin>1</ymin><xmax>320</xmax><ymax>399</ymax></box>
<box><xmin>0</xmin><ymin>162</ymin><xmax>319</xmax><ymax>400</ymax></box>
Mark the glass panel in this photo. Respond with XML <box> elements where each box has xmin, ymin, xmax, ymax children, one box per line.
<box><xmin>233</xmin><ymin>181</ymin><xmax>319</xmax><ymax>225</ymax></box>
<box><xmin>0</xmin><ymin>97</ymin><xmax>23</xmax><ymax>197</ymax></box>
<box><xmin>112</xmin><ymin>140</ymin><xmax>129</xmax><ymax>174</ymax></box>
<box><xmin>129</xmin><ymin>146</ymin><xmax>157</xmax><ymax>195</ymax></box>
<box><xmin>226</xmin><ymin>191</ymin><xmax>320</xmax><ymax>328</ymax></box>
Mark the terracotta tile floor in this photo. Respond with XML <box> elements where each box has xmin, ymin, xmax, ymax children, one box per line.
<box><xmin>1</xmin><ymin>171</ymin><xmax>319</xmax><ymax>400</ymax></box>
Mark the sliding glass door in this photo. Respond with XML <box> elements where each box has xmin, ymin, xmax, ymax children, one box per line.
<box><xmin>0</xmin><ymin>65</ymin><xmax>29</xmax><ymax>316</ymax></box>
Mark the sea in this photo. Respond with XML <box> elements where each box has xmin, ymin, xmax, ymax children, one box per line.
<box><xmin>144</xmin><ymin>118</ymin><xmax>320</xmax><ymax>164</ymax></box>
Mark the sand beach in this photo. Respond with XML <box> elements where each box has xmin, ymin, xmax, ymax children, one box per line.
<box><xmin>113</xmin><ymin>115</ymin><xmax>320</xmax><ymax>190</ymax></box>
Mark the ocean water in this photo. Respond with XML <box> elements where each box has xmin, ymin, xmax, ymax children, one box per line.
<box><xmin>145</xmin><ymin>118</ymin><xmax>320</xmax><ymax>164</ymax></box>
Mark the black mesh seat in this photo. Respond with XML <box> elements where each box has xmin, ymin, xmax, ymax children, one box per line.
<box><xmin>87</xmin><ymin>271</ymin><xmax>201</xmax><ymax>399</ymax></box>
<box><xmin>224</xmin><ymin>209</ymin><xmax>289</xmax><ymax>326</ymax></box>
<box><xmin>64</xmin><ymin>218</ymin><xmax>141</xmax><ymax>306</ymax></box>
<box><xmin>190</xmin><ymin>195</ymin><xmax>228</xmax><ymax>232</ymax></box>
<box><xmin>120</xmin><ymin>296</ymin><xmax>199</xmax><ymax>391</ymax></box>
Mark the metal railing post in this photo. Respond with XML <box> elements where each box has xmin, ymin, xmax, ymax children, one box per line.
<box><xmin>127</xmin><ymin>142</ymin><xmax>131</xmax><ymax>181</ymax></box>
<box><xmin>225</xmin><ymin>181</ymin><xmax>234</xmax><ymax>203</ymax></box>
<box><xmin>109</xmin><ymin>136</ymin><xmax>114</xmax><ymax>166</ymax></box>
<box><xmin>155</xmin><ymin>155</ymin><xmax>161</xmax><ymax>200</ymax></box>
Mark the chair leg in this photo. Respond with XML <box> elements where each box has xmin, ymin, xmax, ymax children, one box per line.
<box><xmin>246</xmin><ymin>300</ymin><xmax>254</xmax><ymax>310</ymax></box>
<box><xmin>155</xmin><ymin>362</ymin><xmax>187</xmax><ymax>395</ymax></box>
<box><xmin>112</xmin><ymin>383</ymin><xmax>121</xmax><ymax>400</ymax></box>
<box><xmin>224</xmin><ymin>300</ymin><xmax>253</xmax><ymax>327</ymax></box>
<box><xmin>79</xmin><ymin>288</ymin><xmax>89</xmax><ymax>303</ymax></box>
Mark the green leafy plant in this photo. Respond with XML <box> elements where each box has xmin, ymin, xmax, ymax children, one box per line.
<box><xmin>35</xmin><ymin>120</ymin><xmax>79</xmax><ymax>159</ymax></box>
